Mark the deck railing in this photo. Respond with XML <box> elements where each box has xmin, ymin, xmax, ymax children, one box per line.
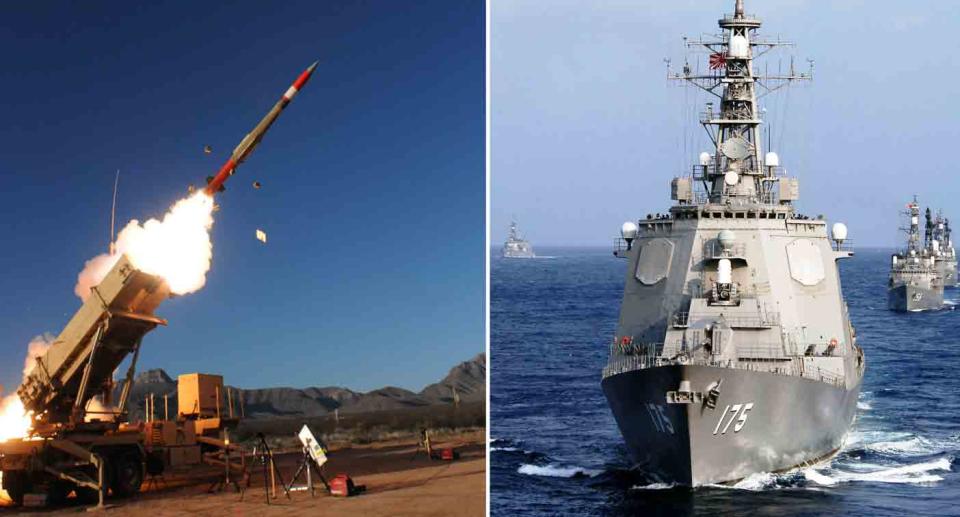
<box><xmin>603</xmin><ymin>340</ymin><xmax>846</xmax><ymax>388</ymax></box>
<box><xmin>671</xmin><ymin>311</ymin><xmax>780</xmax><ymax>329</ymax></box>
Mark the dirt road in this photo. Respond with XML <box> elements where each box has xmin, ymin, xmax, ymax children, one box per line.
<box><xmin>3</xmin><ymin>437</ymin><xmax>486</xmax><ymax>516</ymax></box>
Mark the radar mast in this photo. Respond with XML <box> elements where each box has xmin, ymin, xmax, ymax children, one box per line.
<box><xmin>668</xmin><ymin>0</ymin><xmax>812</xmax><ymax>208</ymax></box>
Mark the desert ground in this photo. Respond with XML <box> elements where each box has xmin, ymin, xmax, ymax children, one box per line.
<box><xmin>0</xmin><ymin>432</ymin><xmax>485</xmax><ymax>516</ymax></box>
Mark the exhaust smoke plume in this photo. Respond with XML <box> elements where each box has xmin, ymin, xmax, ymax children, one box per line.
<box><xmin>75</xmin><ymin>192</ymin><xmax>216</xmax><ymax>300</ymax></box>
<box><xmin>22</xmin><ymin>333</ymin><xmax>54</xmax><ymax>379</ymax></box>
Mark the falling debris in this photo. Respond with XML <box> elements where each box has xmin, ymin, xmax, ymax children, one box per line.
<box><xmin>255</xmin><ymin>229</ymin><xmax>267</xmax><ymax>243</ymax></box>
<box><xmin>204</xmin><ymin>145</ymin><xmax>212</xmax><ymax>154</ymax></box>
<box><xmin>252</xmin><ymin>181</ymin><xmax>262</xmax><ymax>189</ymax></box>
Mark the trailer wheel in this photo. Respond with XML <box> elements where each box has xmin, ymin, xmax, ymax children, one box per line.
<box><xmin>110</xmin><ymin>453</ymin><xmax>143</xmax><ymax>497</ymax></box>
<box><xmin>2</xmin><ymin>471</ymin><xmax>28</xmax><ymax>506</ymax></box>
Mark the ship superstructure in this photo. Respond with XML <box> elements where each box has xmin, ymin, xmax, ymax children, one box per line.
<box><xmin>888</xmin><ymin>200</ymin><xmax>944</xmax><ymax>311</ymax></box>
<box><xmin>502</xmin><ymin>220</ymin><xmax>535</xmax><ymax>258</ymax></box>
<box><xmin>601</xmin><ymin>0</ymin><xmax>864</xmax><ymax>485</ymax></box>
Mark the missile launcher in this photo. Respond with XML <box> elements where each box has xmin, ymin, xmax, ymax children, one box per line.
<box><xmin>19</xmin><ymin>256</ymin><xmax>169</xmax><ymax>427</ymax></box>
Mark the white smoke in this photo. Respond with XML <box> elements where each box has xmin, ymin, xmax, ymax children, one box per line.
<box><xmin>74</xmin><ymin>192</ymin><xmax>215</xmax><ymax>300</ymax></box>
<box><xmin>74</xmin><ymin>253</ymin><xmax>122</xmax><ymax>300</ymax></box>
<box><xmin>22</xmin><ymin>333</ymin><xmax>55</xmax><ymax>380</ymax></box>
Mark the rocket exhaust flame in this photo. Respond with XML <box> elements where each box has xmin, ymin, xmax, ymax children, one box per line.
<box><xmin>0</xmin><ymin>334</ymin><xmax>55</xmax><ymax>443</ymax></box>
<box><xmin>75</xmin><ymin>191</ymin><xmax>215</xmax><ymax>300</ymax></box>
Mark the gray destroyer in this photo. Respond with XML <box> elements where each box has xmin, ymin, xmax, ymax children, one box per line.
<box><xmin>601</xmin><ymin>0</ymin><xmax>864</xmax><ymax>486</ymax></box>
<box><xmin>929</xmin><ymin>210</ymin><xmax>957</xmax><ymax>287</ymax></box>
<box><xmin>502</xmin><ymin>220</ymin><xmax>536</xmax><ymax>258</ymax></box>
<box><xmin>888</xmin><ymin>200</ymin><xmax>944</xmax><ymax>311</ymax></box>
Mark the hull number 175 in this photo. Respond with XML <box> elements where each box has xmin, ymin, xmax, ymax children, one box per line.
<box><xmin>713</xmin><ymin>403</ymin><xmax>754</xmax><ymax>435</ymax></box>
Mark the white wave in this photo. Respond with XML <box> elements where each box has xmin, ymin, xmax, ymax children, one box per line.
<box><xmin>729</xmin><ymin>472</ymin><xmax>779</xmax><ymax>491</ymax></box>
<box><xmin>805</xmin><ymin>458</ymin><xmax>951</xmax><ymax>486</ymax></box>
<box><xmin>631</xmin><ymin>482</ymin><xmax>675</xmax><ymax>490</ymax></box>
<box><xmin>865</xmin><ymin>435</ymin><xmax>946</xmax><ymax>456</ymax></box>
<box><xmin>704</xmin><ymin>472</ymin><xmax>779</xmax><ymax>491</ymax></box>
<box><xmin>802</xmin><ymin>469</ymin><xmax>837</xmax><ymax>486</ymax></box>
<box><xmin>857</xmin><ymin>401</ymin><xmax>872</xmax><ymax>410</ymax></box>
<box><xmin>517</xmin><ymin>463</ymin><xmax>601</xmax><ymax>478</ymax></box>
<box><xmin>845</xmin><ymin>429</ymin><xmax>911</xmax><ymax>448</ymax></box>
<box><xmin>491</xmin><ymin>447</ymin><xmax>520</xmax><ymax>452</ymax></box>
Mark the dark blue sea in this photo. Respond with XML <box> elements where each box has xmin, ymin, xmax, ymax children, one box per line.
<box><xmin>491</xmin><ymin>247</ymin><xmax>960</xmax><ymax>516</ymax></box>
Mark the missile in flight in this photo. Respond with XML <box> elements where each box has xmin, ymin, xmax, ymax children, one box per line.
<box><xmin>204</xmin><ymin>60</ymin><xmax>318</xmax><ymax>195</ymax></box>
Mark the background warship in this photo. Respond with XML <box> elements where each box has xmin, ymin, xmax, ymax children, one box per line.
<box><xmin>929</xmin><ymin>210</ymin><xmax>957</xmax><ymax>287</ymax></box>
<box><xmin>502</xmin><ymin>220</ymin><xmax>536</xmax><ymax>258</ymax></box>
<box><xmin>601</xmin><ymin>0</ymin><xmax>864</xmax><ymax>485</ymax></box>
<box><xmin>888</xmin><ymin>200</ymin><xmax>943</xmax><ymax>311</ymax></box>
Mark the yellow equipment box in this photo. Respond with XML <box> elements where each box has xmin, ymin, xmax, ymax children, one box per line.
<box><xmin>178</xmin><ymin>373</ymin><xmax>224</xmax><ymax>419</ymax></box>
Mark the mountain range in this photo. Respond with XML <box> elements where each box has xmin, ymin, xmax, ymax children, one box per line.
<box><xmin>120</xmin><ymin>353</ymin><xmax>485</xmax><ymax>420</ymax></box>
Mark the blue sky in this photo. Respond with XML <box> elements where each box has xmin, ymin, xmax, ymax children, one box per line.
<box><xmin>492</xmin><ymin>0</ymin><xmax>960</xmax><ymax>247</ymax></box>
<box><xmin>0</xmin><ymin>0</ymin><xmax>484</xmax><ymax>392</ymax></box>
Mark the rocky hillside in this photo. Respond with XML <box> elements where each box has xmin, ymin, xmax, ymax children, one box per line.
<box><xmin>118</xmin><ymin>353</ymin><xmax>485</xmax><ymax>421</ymax></box>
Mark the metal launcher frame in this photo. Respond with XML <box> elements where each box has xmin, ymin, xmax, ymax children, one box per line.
<box><xmin>18</xmin><ymin>255</ymin><xmax>169</xmax><ymax>431</ymax></box>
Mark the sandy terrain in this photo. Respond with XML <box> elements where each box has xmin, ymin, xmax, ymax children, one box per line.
<box><xmin>1</xmin><ymin>435</ymin><xmax>486</xmax><ymax>516</ymax></box>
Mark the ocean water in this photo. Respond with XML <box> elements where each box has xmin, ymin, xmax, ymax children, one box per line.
<box><xmin>491</xmin><ymin>247</ymin><xmax>960</xmax><ymax>516</ymax></box>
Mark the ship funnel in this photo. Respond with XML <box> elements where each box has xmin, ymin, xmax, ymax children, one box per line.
<box><xmin>621</xmin><ymin>221</ymin><xmax>639</xmax><ymax>250</ymax></box>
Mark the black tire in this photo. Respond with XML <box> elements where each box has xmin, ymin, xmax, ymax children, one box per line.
<box><xmin>110</xmin><ymin>453</ymin><xmax>143</xmax><ymax>497</ymax></box>
<box><xmin>2</xmin><ymin>471</ymin><xmax>28</xmax><ymax>507</ymax></box>
<box><xmin>145</xmin><ymin>451</ymin><xmax>165</xmax><ymax>477</ymax></box>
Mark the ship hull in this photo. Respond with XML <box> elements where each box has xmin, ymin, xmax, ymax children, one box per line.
<box><xmin>502</xmin><ymin>251</ymin><xmax>536</xmax><ymax>258</ymax></box>
<box><xmin>887</xmin><ymin>283</ymin><xmax>943</xmax><ymax>311</ymax></box>
<box><xmin>601</xmin><ymin>364</ymin><xmax>860</xmax><ymax>486</ymax></box>
<box><xmin>502</xmin><ymin>245</ymin><xmax>535</xmax><ymax>258</ymax></box>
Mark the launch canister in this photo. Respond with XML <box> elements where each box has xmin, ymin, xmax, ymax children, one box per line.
<box><xmin>204</xmin><ymin>60</ymin><xmax>318</xmax><ymax>195</ymax></box>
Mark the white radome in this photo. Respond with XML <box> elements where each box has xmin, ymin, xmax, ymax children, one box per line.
<box><xmin>729</xmin><ymin>35</ymin><xmax>749</xmax><ymax>58</ymax></box>
<box><xmin>718</xmin><ymin>229</ymin><xmax>736</xmax><ymax>250</ymax></box>
<box><xmin>621</xmin><ymin>221</ymin><xmax>639</xmax><ymax>241</ymax></box>
<box><xmin>699</xmin><ymin>152</ymin><xmax>712</xmax><ymax>166</ymax></box>
<box><xmin>724</xmin><ymin>171</ymin><xmax>739</xmax><ymax>186</ymax></box>
<box><xmin>765</xmin><ymin>152</ymin><xmax>780</xmax><ymax>167</ymax></box>
<box><xmin>831</xmin><ymin>222</ymin><xmax>848</xmax><ymax>242</ymax></box>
